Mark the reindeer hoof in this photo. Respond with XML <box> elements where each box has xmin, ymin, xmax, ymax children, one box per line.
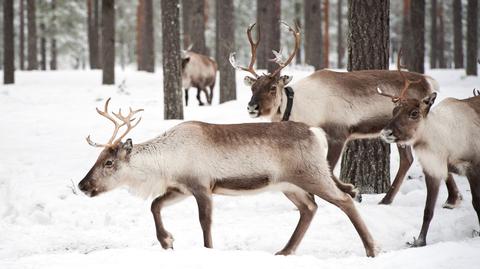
<box><xmin>159</xmin><ymin>233</ymin><xmax>174</xmax><ymax>249</ymax></box>
<box><xmin>406</xmin><ymin>237</ymin><xmax>425</xmax><ymax>248</ymax></box>
<box><xmin>275</xmin><ymin>249</ymin><xmax>293</xmax><ymax>256</ymax></box>
<box><xmin>472</xmin><ymin>230</ymin><xmax>480</xmax><ymax>237</ymax></box>
<box><xmin>378</xmin><ymin>197</ymin><xmax>393</xmax><ymax>205</ymax></box>
<box><xmin>442</xmin><ymin>193</ymin><xmax>463</xmax><ymax>209</ymax></box>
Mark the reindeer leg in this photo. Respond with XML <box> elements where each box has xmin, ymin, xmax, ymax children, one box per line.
<box><xmin>151</xmin><ymin>188</ymin><xmax>187</xmax><ymax>249</ymax></box>
<box><xmin>294</xmin><ymin>177</ymin><xmax>377</xmax><ymax>257</ymax></box>
<box><xmin>408</xmin><ymin>172</ymin><xmax>441</xmax><ymax>247</ymax></box>
<box><xmin>184</xmin><ymin>88</ymin><xmax>189</xmax><ymax>106</ymax></box>
<box><xmin>443</xmin><ymin>173</ymin><xmax>463</xmax><ymax>209</ymax></box>
<box><xmin>380</xmin><ymin>145</ymin><xmax>413</xmax><ymax>205</ymax></box>
<box><xmin>190</xmin><ymin>186</ymin><xmax>213</xmax><ymax>248</ymax></box>
<box><xmin>276</xmin><ymin>191</ymin><xmax>317</xmax><ymax>256</ymax></box>
<box><xmin>467</xmin><ymin>167</ymin><xmax>480</xmax><ymax>231</ymax></box>
<box><xmin>327</xmin><ymin>139</ymin><xmax>359</xmax><ymax>201</ymax></box>
<box><xmin>196</xmin><ymin>88</ymin><xmax>205</xmax><ymax>106</ymax></box>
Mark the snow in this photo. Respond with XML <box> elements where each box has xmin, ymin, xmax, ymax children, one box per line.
<box><xmin>1</xmin><ymin>67</ymin><xmax>480</xmax><ymax>268</ymax></box>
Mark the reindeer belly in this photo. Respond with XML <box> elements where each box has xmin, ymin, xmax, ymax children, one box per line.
<box><xmin>212</xmin><ymin>177</ymin><xmax>302</xmax><ymax>196</ymax></box>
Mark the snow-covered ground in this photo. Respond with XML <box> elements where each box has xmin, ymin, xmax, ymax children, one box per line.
<box><xmin>1</xmin><ymin>67</ymin><xmax>479</xmax><ymax>269</ymax></box>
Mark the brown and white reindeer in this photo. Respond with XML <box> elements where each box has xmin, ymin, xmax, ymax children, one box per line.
<box><xmin>181</xmin><ymin>49</ymin><xmax>217</xmax><ymax>106</ymax></box>
<box><xmin>78</xmin><ymin>98</ymin><xmax>378</xmax><ymax>257</ymax></box>
<box><xmin>378</xmin><ymin>81</ymin><xmax>480</xmax><ymax>247</ymax></box>
<box><xmin>230</xmin><ymin>22</ymin><xmax>461</xmax><ymax>207</ymax></box>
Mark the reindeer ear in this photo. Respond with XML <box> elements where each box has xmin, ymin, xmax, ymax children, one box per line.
<box><xmin>421</xmin><ymin>92</ymin><xmax>437</xmax><ymax>114</ymax></box>
<box><xmin>122</xmin><ymin>138</ymin><xmax>133</xmax><ymax>154</ymax></box>
<box><xmin>244</xmin><ymin>76</ymin><xmax>257</xmax><ymax>86</ymax></box>
<box><xmin>280</xmin><ymin>75</ymin><xmax>293</xmax><ymax>85</ymax></box>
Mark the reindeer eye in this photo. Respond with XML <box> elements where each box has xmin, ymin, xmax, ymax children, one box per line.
<box><xmin>104</xmin><ymin>160</ymin><xmax>114</xmax><ymax>167</ymax></box>
<box><xmin>409</xmin><ymin>110</ymin><xmax>419</xmax><ymax>119</ymax></box>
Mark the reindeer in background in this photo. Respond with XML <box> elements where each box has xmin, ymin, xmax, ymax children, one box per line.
<box><xmin>230</xmin><ymin>23</ymin><xmax>462</xmax><ymax>207</ymax></box>
<box><xmin>78</xmin><ymin>98</ymin><xmax>378</xmax><ymax>257</ymax></box>
<box><xmin>378</xmin><ymin>73</ymin><xmax>480</xmax><ymax>247</ymax></box>
<box><xmin>181</xmin><ymin>49</ymin><xmax>217</xmax><ymax>106</ymax></box>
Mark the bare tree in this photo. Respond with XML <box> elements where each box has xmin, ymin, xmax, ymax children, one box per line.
<box><xmin>337</xmin><ymin>0</ymin><xmax>344</xmax><ymax>68</ymax></box>
<box><xmin>453</xmin><ymin>0</ymin><xmax>464</xmax><ymax>68</ymax></box>
<box><xmin>102</xmin><ymin>0</ymin><xmax>115</xmax><ymax>84</ymax></box>
<box><xmin>430</xmin><ymin>0</ymin><xmax>437</xmax><ymax>68</ymax></box>
<box><xmin>266</xmin><ymin>0</ymin><xmax>281</xmax><ymax>75</ymax></box>
<box><xmin>190</xmin><ymin>0</ymin><xmax>208</xmax><ymax>55</ymax></box>
<box><xmin>3</xmin><ymin>0</ymin><xmax>14</xmax><ymax>84</ymax></box>
<box><xmin>304</xmin><ymin>0</ymin><xmax>322</xmax><ymax>70</ymax></box>
<box><xmin>161</xmin><ymin>0</ymin><xmax>183</xmax><ymax>119</ymax></box>
<box><xmin>136</xmin><ymin>0</ymin><xmax>145</xmax><ymax>70</ymax></box>
<box><xmin>341</xmin><ymin>0</ymin><xmax>390</xmax><ymax>194</ymax></box>
<box><xmin>181</xmin><ymin>0</ymin><xmax>192</xmax><ymax>48</ymax></box>
<box><xmin>437</xmin><ymin>1</ymin><xmax>446</xmax><ymax>68</ymax></box>
<box><xmin>40</xmin><ymin>20</ymin><xmax>46</xmax><ymax>70</ymax></box>
<box><xmin>143</xmin><ymin>0</ymin><xmax>154</xmax><ymax>72</ymax></box>
<box><xmin>27</xmin><ymin>0</ymin><xmax>38</xmax><ymax>70</ymax></box>
<box><xmin>323</xmin><ymin>0</ymin><xmax>329</xmax><ymax>68</ymax></box>
<box><xmin>216</xmin><ymin>0</ymin><xmax>236</xmax><ymax>103</ymax></box>
<box><xmin>19</xmin><ymin>0</ymin><xmax>25</xmax><ymax>70</ymax></box>
<box><xmin>49</xmin><ymin>0</ymin><xmax>57</xmax><ymax>70</ymax></box>
<box><xmin>408</xmin><ymin>0</ymin><xmax>425</xmax><ymax>73</ymax></box>
<box><xmin>466</xmin><ymin>0</ymin><xmax>478</xmax><ymax>76</ymax></box>
<box><xmin>87</xmin><ymin>0</ymin><xmax>100</xmax><ymax>69</ymax></box>
<box><xmin>401</xmin><ymin>0</ymin><xmax>411</xmax><ymax>68</ymax></box>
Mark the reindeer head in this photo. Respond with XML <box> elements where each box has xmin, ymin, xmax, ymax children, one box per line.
<box><xmin>78</xmin><ymin>98</ymin><xmax>143</xmax><ymax>197</ymax></box>
<box><xmin>230</xmin><ymin>22</ymin><xmax>300</xmax><ymax>118</ymax></box>
<box><xmin>378</xmin><ymin>49</ymin><xmax>437</xmax><ymax>144</ymax></box>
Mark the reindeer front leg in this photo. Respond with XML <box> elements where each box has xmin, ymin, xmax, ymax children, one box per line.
<box><xmin>409</xmin><ymin>172</ymin><xmax>441</xmax><ymax>247</ymax></box>
<box><xmin>151</xmin><ymin>188</ymin><xmax>187</xmax><ymax>249</ymax></box>
<box><xmin>187</xmin><ymin>184</ymin><xmax>213</xmax><ymax>248</ymax></box>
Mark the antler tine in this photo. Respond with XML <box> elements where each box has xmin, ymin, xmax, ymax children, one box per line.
<box><xmin>112</xmin><ymin>107</ymin><xmax>144</xmax><ymax>144</ymax></box>
<box><xmin>229</xmin><ymin>23</ymin><xmax>260</xmax><ymax>78</ymax></box>
<box><xmin>270</xmin><ymin>21</ymin><xmax>301</xmax><ymax>78</ymax></box>
<box><xmin>86</xmin><ymin>98</ymin><xmax>123</xmax><ymax>147</ymax></box>
<box><xmin>474</xmin><ymin>88</ymin><xmax>480</xmax><ymax>97</ymax></box>
<box><xmin>396</xmin><ymin>48</ymin><xmax>422</xmax><ymax>101</ymax></box>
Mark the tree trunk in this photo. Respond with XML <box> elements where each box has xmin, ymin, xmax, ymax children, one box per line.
<box><xmin>323</xmin><ymin>0</ymin><xmax>329</xmax><ymax>68</ymax></box>
<box><xmin>341</xmin><ymin>0</ymin><xmax>390</xmax><ymax>194</ymax></box>
<box><xmin>337</xmin><ymin>0</ymin><xmax>344</xmax><ymax>68</ymax></box>
<box><xmin>401</xmin><ymin>0</ymin><xmax>411</xmax><ymax>68</ymax></box>
<box><xmin>190</xmin><ymin>0</ymin><xmax>208</xmax><ymax>55</ymax></box>
<box><xmin>102</xmin><ymin>0</ymin><xmax>115</xmax><ymax>84</ymax></box>
<box><xmin>182</xmin><ymin>0</ymin><xmax>192</xmax><ymax>48</ymax></box>
<box><xmin>40</xmin><ymin>21</ymin><xmax>46</xmax><ymax>70</ymax></box>
<box><xmin>143</xmin><ymin>0</ymin><xmax>154</xmax><ymax>72</ymax></box>
<box><xmin>430</xmin><ymin>0</ymin><xmax>437</xmax><ymax>68</ymax></box>
<box><xmin>161</xmin><ymin>0</ymin><xmax>183</xmax><ymax>119</ymax></box>
<box><xmin>216</xmin><ymin>0</ymin><xmax>236</xmax><ymax>103</ymax></box>
<box><xmin>136</xmin><ymin>0</ymin><xmax>145</xmax><ymax>70</ymax></box>
<box><xmin>294</xmin><ymin>1</ymin><xmax>302</xmax><ymax>65</ymax></box>
<box><xmin>408</xmin><ymin>0</ymin><xmax>425</xmax><ymax>73</ymax></box>
<box><xmin>437</xmin><ymin>2</ymin><xmax>446</xmax><ymax>69</ymax></box>
<box><xmin>88</xmin><ymin>0</ymin><xmax>100</xmax><ymax>69</ymax></box>
<box><xmin>19</xmin><ymin>0</ymin><xmax>25</xmax><ymax>70</ymax></box>
<box><xmin>49</xmin><ymin>0</ymin><xmax>57</xmax><ymax>70</ymax></box>
<box><xmin>453</xmin><ymin>0</ymin><xmax>464</xmax><ymax>69</ymax></box>
<box><xmin>257</xmin><ymin>0</ymin><xmax>269</xmax><ymax>69</ymax></box>
<box><xmin>95</xmin><ymin>0</ymin><xmax>101</xmax><ymax>69</ymax></box>
<box><xmin>27</xmin><ymin>0</ymin><xmax>37</xmax><ymax>70</ymax></box>
<box><xmin>266</xmin><ymin>0</ymin><xmax>281</xmax><ymax>75</ymax></box>
<box><xmin>3</xmin><ymin>0</ymin><xmax>14</xmax><ymax>84</ymax></box>
<box><xmin>466</xmin><ymin>0</ymin><xmax>478</xmax><ymax>76</ymax></box>
<box><xmin>304</xmin><ymin>0</ymin><xmax>322</xmax><ymax>70</ymax></box>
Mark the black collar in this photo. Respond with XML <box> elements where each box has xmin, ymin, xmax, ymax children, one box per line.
<box><xmin>282</xmin><ymin>87</ymin><xmax>294</xmax><ymax>121</ymax></box>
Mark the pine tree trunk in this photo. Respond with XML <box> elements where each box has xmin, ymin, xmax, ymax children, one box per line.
<box><xmin>337</xmin><ymin>0</ymin><xmax>344</xmax><ymax>68</ymax></box>
<box><xmin>143</xmin><ymin>0</ymin><xmax>154</xmax><ymax>72</ymax></box>
<box><xmin>27</xmin><ymin>0</ymin><xmax>37</xmax><ymax>70</ymax></box>
<box><xmin>49</xmin><ymin>0</ymin><xmax>57</xmax><ymax>70</ymax></box>
<box><xmin>323</xmin><ymin>0</ymin><xmax>329</xmax><ymax>68</ymax></box>
<box><xmin>304</xmin><ymin>0</ymin><xmax>322</xmax><ymax>70</ymax></box>
<box><xmin>437</xmin><ymin>2</ymin><xmax>446</xmax><ymax>68</ymax></box>
<box><xmin>102</xmin><ymin>0</ymin><xmax>115</xmax><ymax>84</ymax></box>
<box><xmin>161</xmin><ymin>0</ymin><xmax>183</xmax><ymax>119</ymax></box>
<box><xmin>95</xmin><ymin>0</ymin><xmax>102</xmax><ymax>69</ymax></box>
<box><xmin>453</xmin><ymin>0</ymin><xmax>464</xmax><ymax>69</ymax></box>
<box><xmin>3</xmin><ymin>0</ymin><xmax>14</xmax><ymax>84</ymax></box>
<box><xmin>257</xmin><ymin>0</ymin><xmax>269</xmax><ymax>69</ymax></box>
<box><xmin>401</xmin><ymin>0</ymin><xmax>411</xmax><ymax>68</ymax></box>
<box><xmin>40</xmin><ymin>21</ymin><xmax>46</xmax><ymax>70</ymax></box>
<box><xmin>341</xmin><ymin>0</ymin><xmax>390</xmax><ymax>194</ymax></box>
<box><xmin>294</xmin><ymin>1</ymin><xmax>302</xmax><ymax>65</ymax></box>
<box><xmin>430</xmin><ymin>0</ymin><xmax>437</xmax><ymax>68</ymax></box>
<box><xmin>182</xmin><ymin>0</ymin><xmax>192</xmax><ymax>48</ymax></box>
<box><xmin>466</xmin><ymin>0</ymin><xmax>478</xmax><ymax>76</ymax></box>
<box><xmin>136</xmin><ymin>0</ymin><xmax>145</xmax><ymax>70</ymax></box>
<box><xmin>266</xmin><ymin>0</ymin><xmax>281</xmax><ymax>75</ymax></box>
<box><xmin>87</xmin><ymin>0</ymin><xmax>95</xmax><ymax>69</ymax></box>
<box><xmin>19</xmin><ymin>0</ymin><xmax>25</xmax><ymax>70</ymax></box>
<box><xmin>190</xmin><ymin>0</ymin><xmax>208</xmax><ymax>55</ymax></box>
<box><xmin>216</xmin><ymin>0</ymin><xmax>236</xmax><ymax>103</ymax></box>
<box><xmin>408</xmin><ymin>0</ymin><xmax>425</xmax><ymax>73</ymax></box>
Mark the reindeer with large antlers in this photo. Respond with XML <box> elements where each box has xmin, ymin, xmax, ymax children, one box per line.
<box><xmin>379</xmin><ymin>71</ymin><xmax>480</xmax><ymax>247</ymax></box>
<box><xmin>79</xmin><ymin>99</ymin><xmax>378</xmax><ymax>257</ymax></box>
<box><xmin>231</xmin><ymin>23</ymin><xmax>462</xmax><ymax>207</ymax></box>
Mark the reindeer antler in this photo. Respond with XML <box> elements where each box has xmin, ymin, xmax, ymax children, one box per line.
<box><xmin>377</xmin><ymin>48</ymin><xmax>422</xmax><ymax>103</ymax></box>
<box><xmin>229</xmin><ymin>23</ymin><xmax>260</xmax><ymax>78</ymax></box>
<box><xmin>86</xmin><ymin>98</ymin><xmax>143</xmax><ymax>148</ymax></box>
<box><xmin>269</xmin><ymin>21</ymin><xmax>301</xmax><ymax>78</ymax></box>
<box><xmin>474</xmin><ymin>88</ymin><xmax>480</xmax><ymax>97</ymax></box>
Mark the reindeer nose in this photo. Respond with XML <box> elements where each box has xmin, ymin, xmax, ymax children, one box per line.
<box><xmin>247</xmin><ymin>103</ymin><xmax>259</xmax><ymax>111</ymax></box>
<box><xmin>382</xmin><ymin>129</ymin><xmax>393</xmax><ymax>136</ymax></box>
<box><xmin>78</xmin><ymin>180</ymin><xmax>89</xmax><ymax>192</ymax></box>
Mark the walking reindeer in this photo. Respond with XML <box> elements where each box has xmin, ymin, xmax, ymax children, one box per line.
<box><xmin>230</xmin><ymin>22</ymin><xmax>462</xmax><ymax>207</ymax></box>
<box><xmin>79</xmin><ymin>98</ymin><xmax>378</xmax><ymax>257</ymax></box>
<box><xmin>181</xmin><ymin>50</ymin><xmax>217</xmax><ymax>106</ymax></box>
<box><xmin>378</xmin><ymin>80</ymin><xmax>480</xmax><ymax>246</ymax></box>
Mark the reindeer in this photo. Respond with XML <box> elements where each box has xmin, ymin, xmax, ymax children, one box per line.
<box><xmin>378</xmin><ymin>80</ymin><xmax>480</xmax><ymax>247</ymax></box>
<box><xmin>78</xmin><ymin>98</ymin><xmax>378</xmax><ymax>257</ymax></box>
<box><xmin>181</xmin><ymin>50</ymin><xmax>217</xmax><ymax>106</ymax></box>
<box><xmin>230</xmin><ymin>22</ymin><xmax>462</xmax><ymax>207</ymax></box>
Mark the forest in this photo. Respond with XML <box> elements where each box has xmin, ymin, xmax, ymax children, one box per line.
<box><xmin>1</xmin><ymin>1</ymin><xmax>480</xmax><ymax>268</ymax></box>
